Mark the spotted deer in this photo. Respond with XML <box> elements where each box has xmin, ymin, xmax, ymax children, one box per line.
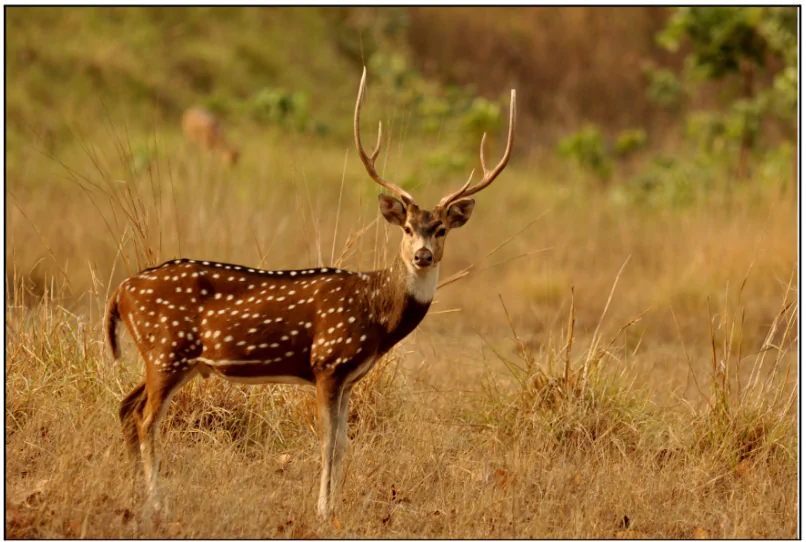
<box><xmin>107</xmin><ymin>68</ymin><xmax>515</xmax><ymax>519</ymax></box>
<box><xmin>181</xmin><ymin>106</ymin><xmax>240</xmax><ymax>166</ymax></box>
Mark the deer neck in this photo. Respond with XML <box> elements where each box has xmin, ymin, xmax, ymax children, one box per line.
<box><xmin>368</xmin><ymin>255</ymin><xmax>437</xmax><ymax>353</ymax></box>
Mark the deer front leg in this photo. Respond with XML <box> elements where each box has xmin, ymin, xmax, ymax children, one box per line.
<box><xmin>316</xmin><ymin>378</ymin><xmax>346</xmax><ymax>520</ymax></box>
<box><xmin>330</xmin><ymin>386</ymin><xmax>353</xmax><ymax>512</ymax></box>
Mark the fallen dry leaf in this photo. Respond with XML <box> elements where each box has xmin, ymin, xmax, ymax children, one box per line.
<box><xmin>166</xmin><ymin>521</ymin><xmax>183</xmax><ymax>537</ymax></box>
<box><xmin>19</xmin><ymin>478</ymin><xmax>50</xmax><ymax>508</ymax></box>
<box><xmin>24</xmin><ymin>491</ymin><xmax>44</xmax><ymax>507</ymax></box>
<box><xmin>7</xmin><ymin>502</ymin><xmax>34</xmax><ymax>530</ymax></box>
<box><xmin>331</xmin><ymin>514</ymin><xmax>343</xmax><ymax>531</ymax></box>
<box><xmin>693</xmin><ymin>526</ymin><xmax>710</xmax><ymax>539</ymax></box>
<box><xmin>67</xmin><ymin>519</ymin><xmax>82</xmax><ymax>537</ymax></box>
<box><xmin>388</xmin><ymin>483</ymin><xmax>411</xmax><ymax>504</ymax></box>
<box><xmin>494</xmin><ymin>468</ymin><xmax>516</xmax><ymax>489</ymax></box>
<box><xmin>114</xmin><ymin>507</ymin><xmax>134</xmax><ymax>524</ymax></box>
<box><xmin>277</xmin><ymin>453</ymin><xmax>293</xmax><ymax>465</ymax></box>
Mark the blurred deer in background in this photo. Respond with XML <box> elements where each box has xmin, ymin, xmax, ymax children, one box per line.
<box><xmin>181</xmin><ymin>107</ymin><xmax>240</xmax><ymax>166</ymax></box>
<box><xmin>107</xmin><ymin>68</ymin><xmax>515</xmax><ymax>520</ymax></box>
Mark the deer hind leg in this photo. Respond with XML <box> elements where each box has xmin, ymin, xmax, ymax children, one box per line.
<box><xmin>120</xmin><ymin>381</ymin><xmax>148</xmax><ymax>463</ymax></box>
<box><xmin>138</xmin><ymin>364</ymin><xmax>200</xmax><ymax>510</ymax></box>
<box><xmin>316</xmin><ymin>377</ymin><xmax>347</xmax><ymax>520</ymax></box>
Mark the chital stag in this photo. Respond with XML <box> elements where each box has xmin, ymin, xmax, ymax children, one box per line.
<box><xmin>181</xmin><ymin>107</ymin><xmax>240</xmax><ymax>166</ymax></box>
<box><xmin>106</xmin><ymin>68</ymin><xmax>515</xmax><ymax>519</ymax></box>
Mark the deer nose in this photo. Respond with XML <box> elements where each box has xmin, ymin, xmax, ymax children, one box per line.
<box><xmin>413</xmin><ymin>248</ymin><xmax>433</xmax><ymax>268</ymax></box>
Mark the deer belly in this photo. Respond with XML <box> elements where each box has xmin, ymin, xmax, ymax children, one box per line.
<box><xmin>194</xmin><ymin>315</ymin><xmax>315</xmax><ymax>384</ymax></box>
<box><xmin>203</xmin><ymin>358</ymin><xmax>315</xmax><ymax>386</ymax></box>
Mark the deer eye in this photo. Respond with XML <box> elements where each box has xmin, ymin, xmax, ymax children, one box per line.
<box><xmin>403</xmin><ymin>226</ymin><xmax>413</xmax><ymax>235</ymax></box>
<box><xmin>435</xmin><ymin>228</ymin><xmax>447</xmax><ymax>238</ymax></box>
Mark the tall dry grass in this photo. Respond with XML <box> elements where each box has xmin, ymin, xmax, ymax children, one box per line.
<box><xmin>5</xmin><ymin>111</ymin><xmax>798</xmax><ymax>538</ymax></box>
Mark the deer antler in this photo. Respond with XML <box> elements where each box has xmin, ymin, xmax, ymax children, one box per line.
<box><xmin>355</xmin><ymin>67</ymin><xmax>414</xmax><ymax>205</ymax></box>
<box><xmin>437</xmin><ymin>89</ymin><xmax>516</xmax><ymax>208</ymax></box>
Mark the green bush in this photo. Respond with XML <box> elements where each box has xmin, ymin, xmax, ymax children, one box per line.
<box><xmin>557</xmin><ymin>125</ymin><xmax>613</xmax><ymax>181</ymax></box>
<box><xmin>685</xmin><ymin>111</ymin><xmax>728</xmax><ymax>154</ymax></box>
<box><xmin>655</xmin><ymin>7</ymin><xmax>797</xmax><ymax>178</ymax></box>
<box><xmin>657</xmin><ymin>7</ymin><xmax>768</xmax><ymax>80</ymax></box>
<box><xmin>643</xmin><ymin>66</ymin><xmax>684</xmax><ymax>109</ymax></box>
<box><xmin>614</xmin><ymin>129</ymin><xmax>648</xmax><ymax>158</ymax></box>
<box><xmin>416</xmin><ymin>93</ymin><xmax>452</xmax><ymax>134</ymax></box>
<box><xmin>249</xmin><ymin>87</ymin><xmax>310</xmax><ymax>132</ymax></box>
<box><xmin>461</xmin><ymin>97</ymin><xmax>502</xmax><ymax>139</ymax></box>
<box><xmin>618</xmin><ymin>156</ymin><xmax>705</xmax><ymax>208</ymax></box>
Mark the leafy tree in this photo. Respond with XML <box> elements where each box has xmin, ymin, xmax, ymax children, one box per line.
<box><xmin>656</xmin><ymin>7</ymin><xmax>797</xmax><ymax>179</ymax></box>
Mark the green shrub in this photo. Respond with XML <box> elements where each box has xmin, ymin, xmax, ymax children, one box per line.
<box><xmin>656</xmin><ymin>7</ymin><xmax>797</xmax><ymax>178</ymax></box>
<box><xmin>614</xmin><ymin>129</ymin><xmax>648</xmax><ymax>158</ymax></box>
<box><xmin>249</xmin><ymin>87</ymin><xmax>310</xmax><ymax>132</ymax></box>
<box><xmin>618</xmin><ymin>155</ymin><xmax>711</xmax><ymax>209</ymax></box>
<box><xmin>643</xmin><ymin>66</ymin><xmax>685</xmax><ymax>109</ymax></box>
<box><xmin>557</xmin><ymin>125</ymin><xmax>612</xmax><ymax>181</ymax></box>
<box><xmin>461</xmin><ymin>96</ymin><xmax>502</xmax><ymax>139</ymax></box>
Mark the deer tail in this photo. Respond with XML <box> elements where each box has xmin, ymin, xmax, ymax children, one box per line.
<box><xmin>105</xmin><ymin>288</ymin><xmax>122</xmax><ymax>360</ymax></box>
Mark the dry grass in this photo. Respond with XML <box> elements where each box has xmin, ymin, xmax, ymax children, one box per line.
<box><xmin>5</xmin><ymin>101</ymin><xmax>798</xmax><ymax>538</ymax></box>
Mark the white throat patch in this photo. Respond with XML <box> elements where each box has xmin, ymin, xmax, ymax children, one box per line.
<box><xmin>405</xmin><ymin>263</ymin><xmax>439</xmax><ymax>304</ymax></box>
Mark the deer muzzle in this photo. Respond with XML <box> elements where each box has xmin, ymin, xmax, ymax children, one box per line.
<box><xmin>413</xmin><ymin>248</ymin><xmax>434</xmax><ymax>268</ymax></box>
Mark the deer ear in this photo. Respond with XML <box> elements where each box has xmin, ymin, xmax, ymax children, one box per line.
<box><xmin>445</xmin><ymin>198</ymin><xmax>475</xmax><ymax>229</ymax></box>
<box><xmin>378</xmin><ymin>194</ymin><xmax>407</xmax><ymax>227</ymax></box>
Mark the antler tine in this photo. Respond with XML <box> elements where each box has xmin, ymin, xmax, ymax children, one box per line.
<box><xmin>438</xmin><ymin>89</ymin><xmax>516</xmax><ymax>208</ymax></box>
<box><xmin>370</xmin><ymin>120</ymin><xmax>382</xmax><ymax>162</ymax></box>
<box><xmin>354</xmin><ymin>67</ymin><xmax>414</xmax><ymax>204</ymax></box>
<box><xmin>437</xmin><ymin>168</ymin><xmax>474</xmax><ymax>208</ymax></box>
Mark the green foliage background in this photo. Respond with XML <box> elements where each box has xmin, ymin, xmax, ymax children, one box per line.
<box><xmin>6</xmin><ymin>6</ymin><xmax>798</xmax><ymax>203</ymax></box>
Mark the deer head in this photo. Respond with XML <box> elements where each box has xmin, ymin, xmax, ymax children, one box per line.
<box><xmin>354</xmin><ymin>68</ymin><xmax>516</xmax><ymax>276</ymax></box>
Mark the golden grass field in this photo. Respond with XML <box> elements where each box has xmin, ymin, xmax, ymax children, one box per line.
<box><xmin>6</xmin><ymin>124</ymin><xmax>798</xmax><ymax>538</ymax></box>
<box><xmin>4</xmin><ymin>7</ymin><xmax>799</xmax><ymax>539</ymax></box>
